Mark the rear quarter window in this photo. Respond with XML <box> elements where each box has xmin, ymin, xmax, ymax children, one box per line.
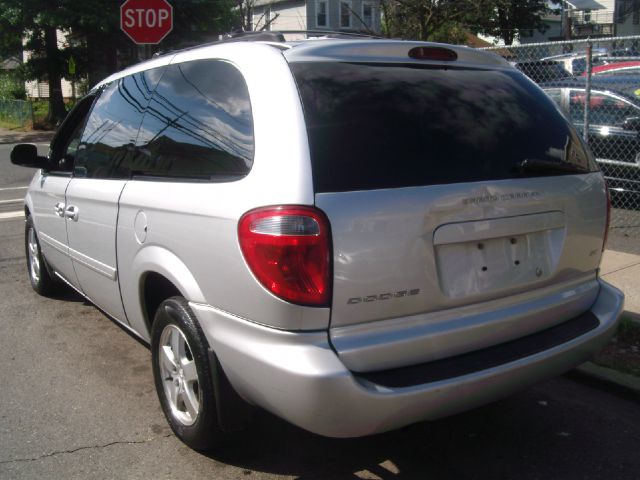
<box><xmin>131</xmin><ymin>59</ymin><xmax>254</xmax><ymax>181</ymax></box>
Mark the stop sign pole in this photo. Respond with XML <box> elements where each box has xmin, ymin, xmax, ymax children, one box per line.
<box><xmin>121</xmin><ymin>0</ymin><xmax>173</xmax><ymax>45</ymax></box>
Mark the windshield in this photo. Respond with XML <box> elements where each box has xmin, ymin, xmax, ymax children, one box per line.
<box><xmin>290</xmin><ymin>62</ymin><xmax>598</xmax><ymax>193</ymax></box>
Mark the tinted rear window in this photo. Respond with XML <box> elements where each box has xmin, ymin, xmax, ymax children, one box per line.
<box><xmin>133</xmin><ymin>59</ymin><xmax>254</xmax><ymax>181</ymax></box>
<box><xmin>290</xmin><ymin>62</ymin><xmax>596</xmax><ymax>193</ymax></box>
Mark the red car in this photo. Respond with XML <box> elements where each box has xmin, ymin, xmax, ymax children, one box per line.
<box><xmin>587</xmin><ymin>61</ymin><xmax>640</xmax><ymax>76</ymax></box>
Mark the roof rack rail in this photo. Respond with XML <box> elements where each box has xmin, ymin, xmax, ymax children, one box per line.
<box><xmin>152</xmin><ymin>29</ymin><xmax>384</xmax><ymax>58</ymax></box>
<box><xmin>272</xmin><ymin>29</ymin><xmax>384</xmax><ymax>39</ymax></box>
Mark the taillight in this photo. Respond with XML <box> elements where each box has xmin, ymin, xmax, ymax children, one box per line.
<box><xmin>602</xmin><ymin>182</ymin><xmax>611</xmax><ymax>252</ymax></box>
<box><xmin>238</xmin><ymin>206</ymin><xmax>331</xmax><ymax>307</ymax></box>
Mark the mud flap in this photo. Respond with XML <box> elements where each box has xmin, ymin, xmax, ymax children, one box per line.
<box><xmin>208</xmin><ymin>348</ymin><xmax>255</xmax><ymax>432</ymax></box>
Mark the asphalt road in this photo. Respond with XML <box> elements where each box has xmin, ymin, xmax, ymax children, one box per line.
<box><xmin>0</xmin><ymin>143</ymin><xmax>47</xmax><ymax>217</ymax></box>
<box><xmin>1</xmin><ymin>144</ymin><xmax>639</xmax><ymax>479</ymax></box>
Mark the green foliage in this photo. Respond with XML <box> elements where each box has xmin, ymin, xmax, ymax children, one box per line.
<box><xmin>381</xmin><ymin>0</ymin><xmax>487</xmax><ymax>41</ymax></box>
<box><xmin>381</xmin><ymin>0</ymin><xmax>557</xmax><ymax>45</ymax></box>
<box><xmin>473</xmin><ymin>0</ymin><xmax>552</xmax><ymax>45</ymax></box>
<box><xmin>0</xmin><ymin>0</ymin><xmax>235</xmax><ymax>88</ymax></box>
<box><xmin>0</xmin><ymin>72</ymin><xmax>26</xmax><ymax>100</ymax></box>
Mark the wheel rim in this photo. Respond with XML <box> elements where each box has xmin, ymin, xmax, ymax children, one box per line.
<box><xmin>27</xmin><ymin>227</ymin><xmax>41</xmax><ymax>285</ymax></box>
<box><xmin>158</xmin><ymin>324</ymin><xmax>200</xmax><ymax>426</ymax></box>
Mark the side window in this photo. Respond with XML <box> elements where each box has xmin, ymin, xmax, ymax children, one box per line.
<box><xmin>74</xmin><ymin>67</ymin><xmax>164</xmax><ymax>179</ymax></box>
<box><xmin>133</xmin><ymin>59</ymin><xmax>254</xmax><ymax>181</ymax></box>
<box><xmin>570</xmin><ymin>91</ymin><xmax>640</xmax><ymax>126</ymax></box>
<box><xmin>340</xmin><ymin>1</ymin><xmax>351</xmax><ymax>28</ymax></box>
<box><xmin>362</xmin><ymin>2</ymin><xmax>373</xmax><ymax>28</ymax></box>
<box><xmin>544</xmin><ymin>88</ymin><xmax>562</xmax><ymax>107</ymax></box>
<box><xmin>316</xmin><ymin>0</ymin><xmax>328</xmax><ymax>27</ymax></box>
<box><xmin>48</xmin><ymin>95</ymin><xmax>96</xmax><ymax>172</ymax></box>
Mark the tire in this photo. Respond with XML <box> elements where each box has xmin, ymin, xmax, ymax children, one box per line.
<box><xmin>25</xmin><ymin>216</ymin><xmax>61</xmax><ymax>296</ymax></box>
<box><xmin>151</xmin><ymin>296</ymin><xmax>222</xmax><ymax>450</ymax></box>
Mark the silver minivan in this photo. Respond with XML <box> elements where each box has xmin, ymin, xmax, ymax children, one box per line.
<box><xmin>11</xmin><ymin>36</ymin><xmax>624</xmax><ymax>450</ymax></box>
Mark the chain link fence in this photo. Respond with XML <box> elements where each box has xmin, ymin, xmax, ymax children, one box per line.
<box><xmin>483</xmin><ymin>36</ymin><xmax>640</xmax><ymax>237</ymax></box>
<box><xmin>0</xmin><ymin>99</ymin><xmax>33</xmax><ymax>129</ymax></box>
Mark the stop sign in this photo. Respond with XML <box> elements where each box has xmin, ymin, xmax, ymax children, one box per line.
<box><xmin>121</xmin><ymin>0</ymin><xmax>173</xmax><ymax>45</ymax></box>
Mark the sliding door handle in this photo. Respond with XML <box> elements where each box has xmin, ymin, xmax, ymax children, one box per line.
<box><xmin>64</xmin><ymin>205</ymin><xmax>79</xmax><ymax>221</ymax></box>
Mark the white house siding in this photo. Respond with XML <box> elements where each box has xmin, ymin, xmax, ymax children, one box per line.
<box><xmin>254</xmin><ymin>0</ymin><xmax>381</xmax><ymax>33</ymax></box>
<box><xmin>23</xmin><ymin>29</ymin><xmax>76</xmax><ymax>99</ymax></box>
<box><xmin>319</xmin><ymin>0</ymin><xmax>380</xmax><ymax>32</ymax></box>
<box><xmin>253</xmin><ymin>1</ymin><xmax>307</xmax><ymax>32</ymax></box>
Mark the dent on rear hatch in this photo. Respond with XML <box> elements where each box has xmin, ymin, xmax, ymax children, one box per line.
<box><xmin>433</xmin><ymin>211</ymin><xmax>566</xmax><ymax>299</ymax></box>
<box><xmin>317</xmin><ymin>173</ymin><xmax>606</xmax><ymax>329</ymax></box>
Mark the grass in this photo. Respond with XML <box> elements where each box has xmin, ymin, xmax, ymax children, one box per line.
<box><xmin>593</xmin><ymin>316</ymin><xmax>640</xmax><ymax>377</ymax></box>
<box><xmin>0</xmin><ymin>119</ymin><xmax>28</xmax><ymax>131</ymax></box>
<box><xmin>2</xmin><ymin>98</ymin><xmax>79</xmax><ymax>131</ymax></box>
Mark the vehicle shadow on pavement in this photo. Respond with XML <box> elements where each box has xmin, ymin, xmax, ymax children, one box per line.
<box><xmin>202</xmin><ymin>382</ymin><xmax>627</xmax><ymax>480</ymax></box>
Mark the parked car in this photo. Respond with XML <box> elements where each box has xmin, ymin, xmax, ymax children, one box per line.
<box><xmin>542</xmin><ymin>77</ymin><xmax>640</xmax><ymax>204</ymax></box>
<box><xmin>542</xmin><ymin>49</ymin><xmax>608</xmax><ymax>75</ymax></box>
<box><xmin>587</xmin><ymin>61</ymin><xmax>640</xmax><ymax>76</ymax></box>
<box><xmin>512</xmin><ymin>60</ymin><xmax>572</xmax><ymax>83</ymax></box>
<box><xmin>12</xmin><ymin>35</ymin><xmax>623</xmax><ymax>450</ymax></box>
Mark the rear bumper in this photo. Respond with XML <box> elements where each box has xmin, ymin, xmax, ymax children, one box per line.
<box><xmin>191</xmin><ymin>279</ymin><xmax>623</xmax><ymax>438</ymax></box>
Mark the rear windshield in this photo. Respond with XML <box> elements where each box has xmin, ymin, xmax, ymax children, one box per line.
<box><xmin>290</xmin><ymin>62</ymin><xmax>597</xmax><ymax>193</ymax></box>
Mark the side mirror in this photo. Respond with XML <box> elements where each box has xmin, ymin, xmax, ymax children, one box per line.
<box><xmin>10</xmin><ymin>144</ymin><xmax>50</xmax><ymax>169</ymax></box>
<box><xmin>622</xmin><ymin>116</ymin><xmax>640</xmax><ymax>131</ymax></box>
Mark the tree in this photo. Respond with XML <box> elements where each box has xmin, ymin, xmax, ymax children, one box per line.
<box><xmin>0</xmin><ymin>0</ymin><xmax>236</xmax><ymax>125</ymax></box>
<box><xmin>233</xmin><ymin>0</ymin><xmax>280</xmax><ymax>32</ymax></box>
<box><xmin>474</xmin><ymin>0</ymin><xmax>554</xmax><ymax>45</ymax></box>
<box><xmin>381</xmin><ymin>0</ymin><xmax>490</xmax><ymax>42</ymax></box>
<box><xmin>0</xmin><ymin>0</ymin><xmax>70</xmax><ymax>123</ymax></box>
<box><xmin>62</xmin><ymin>0</ymin><xmax>235</xmax><ymax>87</ymax></box>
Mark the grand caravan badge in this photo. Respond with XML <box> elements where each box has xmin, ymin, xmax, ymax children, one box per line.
<box><xmin>348</xmin><ymin>289</ymin><xmax>420</xmax><ymax>305</ymax></box>
<box><xmin>462</xmin><ymin>191</ymin><xmax>541</xmax><ymax>205</ymax></box>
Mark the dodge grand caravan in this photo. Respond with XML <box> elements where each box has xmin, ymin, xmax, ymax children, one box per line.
<box><xmin>11</xmin><ymin>34</ymin><xmax>624</xmax><ymax>450</ymax></box>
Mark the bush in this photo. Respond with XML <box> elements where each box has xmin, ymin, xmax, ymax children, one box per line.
<box><xmin>0</xmin><ymin>72</ymin><xmax>26</xmax><ymax>100</ymax></box>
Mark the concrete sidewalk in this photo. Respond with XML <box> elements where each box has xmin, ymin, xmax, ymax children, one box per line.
<box><xmin>0</xmin><ymin>126</ymin><xmax>54</xmax><ymax>145</ymax></box>
<box><xmin>600</xmin><ymin>249</ymin><xmax>640</xmax><ymax>319</ymax></box>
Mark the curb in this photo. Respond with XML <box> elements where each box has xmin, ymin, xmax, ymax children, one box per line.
<box><xmin>0</xmin><ymin>131</ymin><xmax>55</xmax><ymax>145</ymax></box>
<box><xmin>568</xmin><ymin>361</ymin><xmax>640</xmax><ymax>400</ymax></box>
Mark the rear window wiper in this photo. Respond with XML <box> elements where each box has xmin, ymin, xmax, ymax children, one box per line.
<box><xmin>516</xmin><ymin>158</ymin><xmax>590</xmax><ymax>175</ymax></box>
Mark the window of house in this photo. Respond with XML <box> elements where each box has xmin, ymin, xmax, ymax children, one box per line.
<box><xmin>340</xmin><ymin>1</ymin><xmax>351</xmax><ymax>28</ymax></box>
<box><xmin>316</xmin><ymin>0</ymin><xmax>328</xmax><ymax>27</ymax></box>
<box><xmin>362</xmin><ymin>2</ymin><xmax>373</xmax><ymax>28</ymax></box>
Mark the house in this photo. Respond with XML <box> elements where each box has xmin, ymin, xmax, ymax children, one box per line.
<box><xmin>541</xmin><ymin>0</ymin><xmax>640</xmax><ymax>41</ymax></box>
<box><xmin>250</xmin><ymin>0</ymin><xmax>382</xmax><ymax>35</ymax></box>
<box><xmin>23</xmin><ymin>29</ymin><xmax>81</xmax><ymax>100</ymax></box>
<box><xmin>564</xmin><ymin>0</ymin><xmax>614</xmax><ymax>38</ymax></box>
<box><xmin>518</xmin><ymin>13</ymin><xmax>563</xmax><ymax>44</ymax></box>
<box><xmin>1</xmin><ymin>56</ymin><xmax>20</xmax><ymax>71</ymax></box>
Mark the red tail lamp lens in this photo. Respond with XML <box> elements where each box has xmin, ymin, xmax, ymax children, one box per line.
<box><xmin>408</xmin><ymin>46</ymin><xmax>457</xmax><ymax>61</ymax></box>
<box><xmin>238</xmin><ymin>206</ymin><xmax>331</xmax><ymax>306</ymax></box>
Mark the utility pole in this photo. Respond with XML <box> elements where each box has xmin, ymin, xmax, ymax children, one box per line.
<box><xmin>562</xmin><ymin>0</ymin><xmax>572</xmax><ymax>40</ymax></box>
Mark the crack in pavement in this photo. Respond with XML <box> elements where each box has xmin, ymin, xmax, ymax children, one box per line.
<box><xmin>0</xmin><ymin>434</ymin><xmax>174</xmax><ymax>465</ymax></box>
<box><xmin>601</xmin><ymin>260</ymin><xmax>640</xmax><ymax>276</ymax></box>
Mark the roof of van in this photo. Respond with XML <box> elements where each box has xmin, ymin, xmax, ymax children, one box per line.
<box><xmin>93</xmin><ymin>35</ymin><xmax>510</xmax><ymax>91</ymax></box>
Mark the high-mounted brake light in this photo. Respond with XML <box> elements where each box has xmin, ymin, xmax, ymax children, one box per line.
<box><xmin>408</xmin><ymin>46</ymin><xmax>457</xmax><ymax>61</ymax></box>
<box><xmin>238</xmin><ymin>206</ymin><xmax>331</xmax><ymax>307</ymax></box>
